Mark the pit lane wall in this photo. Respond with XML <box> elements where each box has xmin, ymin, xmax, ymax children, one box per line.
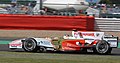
<box><xmin>0</xmin><ymin>14</ymin><xmax>94</xmax><ymax>31</ymax></box>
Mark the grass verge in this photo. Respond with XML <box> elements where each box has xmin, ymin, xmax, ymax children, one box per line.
<box><xmin>0</xmin><ymin>51</ymin><xmax>120</xmax><ymax>63</ymax></box>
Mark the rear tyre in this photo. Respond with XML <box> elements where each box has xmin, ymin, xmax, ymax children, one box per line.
<box><xmin>93</xmin><ymin>40</ymin><xmax>111</xmax><ymax>54</ymax></box>
<box><xmin>23</xmin><ymin>38</ymin><xmax>38</xmax><ymax>52</ymax></box>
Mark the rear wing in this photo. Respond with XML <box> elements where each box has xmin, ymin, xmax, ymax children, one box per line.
<box><xmin>103</xmin><ymin>36</ymin><xmax>118</xmax><ymax>48</ymax></box>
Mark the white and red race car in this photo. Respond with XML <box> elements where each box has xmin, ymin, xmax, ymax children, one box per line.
<box><xmin>9</xmin><ymin>31</ymin><xmax>118</xmax><ymax>54</ymax></box>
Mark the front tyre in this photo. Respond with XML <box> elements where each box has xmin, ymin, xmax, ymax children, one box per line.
<box><xmin>23</xmin><ymin>38</ymin><xmax>38</xmax><ymax>52</ymax></box>
<box><xmin>93</xmin><ymin>40</ymin><xmax>111</xmax><ymax>54</ymax></box>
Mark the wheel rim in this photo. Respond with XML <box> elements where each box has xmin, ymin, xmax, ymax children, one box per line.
<box><xmin>96</xmin><ymin>41</ymin><xmax>109</xmax><ymax>54</ymax></box>
<box><xmin>24</xmin><ymin>39</ymin><xmax>36</xmax><ymax>51</ymax></box>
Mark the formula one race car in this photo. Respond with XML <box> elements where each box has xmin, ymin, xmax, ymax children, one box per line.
<box><xmin>9</xmin><ymin>31</ymin><xmax>118</xmax><ymax>54</ymax></box>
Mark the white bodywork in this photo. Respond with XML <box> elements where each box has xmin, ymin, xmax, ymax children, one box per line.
<box><xmin>34</xmin><ymin>38</ymin><xmax>54</xmax><ymax>48</ymax></box>
<box><xmin>103</xmin><ymin>36</ymin><xmax>118</xmax><ymax>47</ymax></box>
<box><xmin>33</xmin><ymin>0</ymin><xmax>89</xmax><ymax>13</ymax></box>
<box><xmin>9</xmin><ymin>38</ymin><xmax>54</xmax><ymax>49</ymax></box>
<box><xmin>9</xmin><ymin>39</ymin><xmax>23</xmax><ymax>48</ymax></box>
<box><xmin>64</xmin><ymin>31</ymin><xmax>104</xmax><ymax>40</ymax></box>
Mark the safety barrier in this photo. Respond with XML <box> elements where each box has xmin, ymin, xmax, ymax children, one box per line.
<box><xmin>0</xmin><ymin>14</ymin><xmax>94</xmax><ymax>31</ymax></box>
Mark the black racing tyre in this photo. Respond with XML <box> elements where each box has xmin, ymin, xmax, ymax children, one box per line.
<box><xmin>107</xmin><ymin>47</ymin><xmax>112</xmax><ymax>54</ymax></box>
<box><xmin>23</xmin><ymin>38</ymin><xmax>38</xmax><ymax>52</ymax></box>
<box><xmin>39</xmin><ymin>47</ymin><xmax>47</xmax><ymax>53</ymax></box>
<box><xmin>93</xmin><ymin>40</ymin><xmax>111</xmax><ymax>54</ymax></box>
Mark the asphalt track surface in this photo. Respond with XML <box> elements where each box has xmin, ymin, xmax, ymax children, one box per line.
<box><xmin>0</xmin><ymin>44</ymin><xmax>120</xmax><ymax>56</ymax></box>
<box><xmin>0</xmin><ymin>37</ymin><xmax>120</xmax><ymax>56</ymax></box>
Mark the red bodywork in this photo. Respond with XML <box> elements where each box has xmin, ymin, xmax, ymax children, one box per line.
<box><xmin>61</xmin><ymin>39</ymin><xmax>97</xmax><ymax>51</ymax></box>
